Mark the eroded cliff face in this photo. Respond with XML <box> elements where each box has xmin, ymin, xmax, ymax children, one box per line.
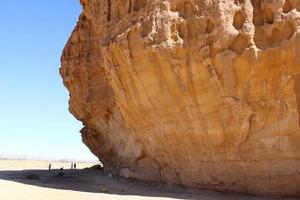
<box><xmin>60</xmin><ymin>0</ymin><xmax>300</xmax><ymax>196</ymax></box>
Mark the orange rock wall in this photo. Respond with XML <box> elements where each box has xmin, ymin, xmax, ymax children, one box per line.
<box><xmin>61</xmin><ymin>0</ymin><xmax>300</xmax><ymax>196</ymax></box>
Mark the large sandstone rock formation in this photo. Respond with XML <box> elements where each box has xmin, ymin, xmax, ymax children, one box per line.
<box><xmin>60</xmin><ymin>0</ymin><xmax>300</xmax><ymax>196</ymax></box>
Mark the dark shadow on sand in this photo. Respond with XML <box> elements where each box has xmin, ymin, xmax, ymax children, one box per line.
<box><xmin>0</xmin><ymin>169</ymin><xmax>295</xmax><ymax>200</ymax></box>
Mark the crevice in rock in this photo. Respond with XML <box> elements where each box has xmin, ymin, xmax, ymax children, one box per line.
<box><xmin>233</xmin><ymin>11</ymin><xmax>245</xmax><ymax>30</ymax></box>
<box><xmin>253</xmin><ymin>33</ymin><xmax>265</xmax><ymax>49</ymax></box>
<box><xmin>206</xmin><ymin>19</ymin><xmax>215</xmax><ymax>33</ymax></box>
<box><xmin>268</xmin><ymin>28</ymin><xmax>282</xmax><ymax>47</ymax></box>
<box><xmin>234</xmin><ymin>0</ymin><xmax>245</xmax><ymax>6</ymax></box>
<box><xmin>283</xmin><ymin>0</ymin><xmax>293</xmax><ymax>13</ymax></box>
<box><xmin>141</xmin><ymin>19</ymin><xmax>152</xmax><ymax>38</ymax></box>
<box><xmin>117</xmin><ymin>0</ymin><xmax>131</xmax><ymax>19</ymax></box>
<box><xmin>107</xmin><ymin>0</ymin><xmax>111</xmax><ymax>22</ymax></box>
<box><xmin>171</xmin><ymin>23</ymin><xmax>179</xmax><ymax>41</ymax></box>
<box><xmin>251</xmin><ymin>0</ymin><xmax>264</xmax><ymax>26</ymax></box>
<box><xmin>264</xmin><ymin>6</ymin><xmax>274</xmax><ymax>24</ymax></box>
<box><xmin>129</xmin><ymin>0</ymin><xmax>132</xmax><ymax>13</ymax></box>
<box><xmin>134</xmin><ymin>0</ymin><xmax>146</xmax><ymax>12</ymax></box>
<box><xmin>184</xmin><ymin>2</ymin><xmax>194</xmax><ymax>18</ymax></box>
<box><xmin>254</xmin><ymin>21</ymin><xmax>294</xmax><ymax>49</ymax></box>
<box><xmin>178</xmin><ymin>22</ymin><xmax>187</xmax><ymax>39</ymax></box>
<box><xmin>229</xmin><ymin>34</ymin><xmax>250</xmax><ymax>54</ymax></box>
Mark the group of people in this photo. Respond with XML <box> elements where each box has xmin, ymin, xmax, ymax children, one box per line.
<box><xmin>48</xmin><ymin>163</ymin><xmax>77</xmax><ymax>172</ymax></box>
<box><xmin>71</xmin><ymin>163</ymin><xmax>77</xmax><ymax>170</ymax></box>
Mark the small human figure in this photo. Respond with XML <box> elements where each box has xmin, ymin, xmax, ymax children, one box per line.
<box><xmin>71</xmin><ymin>163</ymin><xmax>73</xmax><ymax>170</ymax></box>
<box><xmin>48</xmin><ymin>164</ymin><xmax>51</xmax><ymax>172</ymax></box>
<box><xmin>74</xmin><ymin>163</ymin><xmax>76</xmax><ymax>170</ymax></box>
<box><xmin>58</xmin><ymin>167</ymin><xmax>64</xmax><ymax>177</ymax></box>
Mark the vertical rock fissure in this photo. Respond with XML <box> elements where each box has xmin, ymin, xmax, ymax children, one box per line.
<box><xmin>107</xmin><ymin>0</ymin><xmax>111</xmax><ymax>22</ymax></box>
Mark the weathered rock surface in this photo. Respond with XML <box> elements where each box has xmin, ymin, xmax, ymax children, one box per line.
<box><xmin>60</xmin><ymin>0</ymin><xmax>300</xmax><ymax>196</ymax></box>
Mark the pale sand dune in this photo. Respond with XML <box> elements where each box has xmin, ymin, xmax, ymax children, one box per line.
<box><xmin>0</xmin><ymin>159</ymin><xmax>297</xmax><ymax>200</ymax></box>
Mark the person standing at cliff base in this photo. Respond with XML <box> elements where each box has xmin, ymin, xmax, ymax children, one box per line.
<box><xmin>48</xmin><ymin>164</ymin><xmax>51</xmax><ymax>172</ymax></box>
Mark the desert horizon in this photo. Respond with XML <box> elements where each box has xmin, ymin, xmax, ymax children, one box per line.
<box><xmin>0</xmin><ymin>154</ymin><xmax>99</xmax><ymax>163</ymax></box>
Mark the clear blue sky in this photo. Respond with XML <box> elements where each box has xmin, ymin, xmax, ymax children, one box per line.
<box><xmin>0</xmin><ymin>1</ymin><xmax>98</xmax><ymax>161</ymax></box>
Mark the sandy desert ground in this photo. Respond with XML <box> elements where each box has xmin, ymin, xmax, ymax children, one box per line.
<box><xmin>0</xmin><ymin>159</ymin><xmax>298</xmax><ymax>200</ymax></box>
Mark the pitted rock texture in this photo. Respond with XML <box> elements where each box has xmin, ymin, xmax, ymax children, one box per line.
<box><xmin>60</xmin><ymin>0</ymin><xmax>300</xmax><ymax>196</ymax></box>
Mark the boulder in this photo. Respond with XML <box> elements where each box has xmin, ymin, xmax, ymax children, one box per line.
<box><xmin>60</xmin><ymin>0</ymin><xmax>300</xmax><ymax>196</ymax></box>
